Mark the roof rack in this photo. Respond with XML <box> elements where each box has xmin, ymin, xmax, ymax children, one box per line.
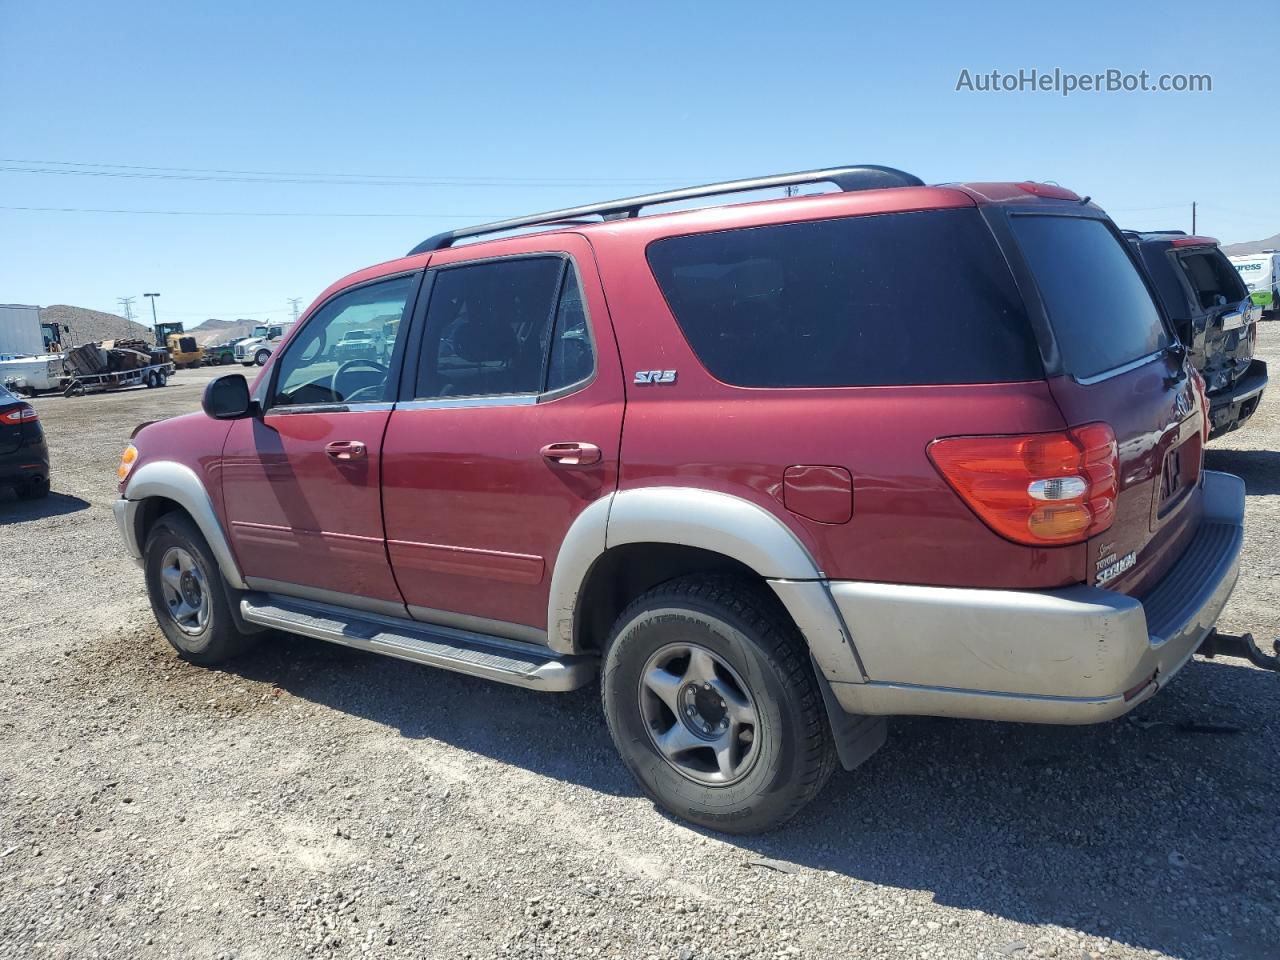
<box><xmin>407</xmin><ymin>164</ymin><xmax>924</xmax><ymax>255</ymax></box>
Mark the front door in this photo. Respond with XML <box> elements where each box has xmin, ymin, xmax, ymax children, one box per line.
<box><xmin>380</xmin><ymin>237</ymin><xmax>624</xmax><ymax>638</ymax></box>
<box><xmin>222</xmin><ymin>272</ymin><xmax>419</xmax><ymax>612</ymax></box>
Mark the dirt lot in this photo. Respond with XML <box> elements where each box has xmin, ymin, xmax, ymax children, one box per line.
<box><xmin>1</xmin><ymin>337</ymin><xmax>1278</xmax><ymax>960</ymax></box>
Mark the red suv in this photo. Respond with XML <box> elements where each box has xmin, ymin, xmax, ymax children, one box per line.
<box><xmin>114</xmin><ymin>166</ymin><xmax>1245</xmax><ymax>833</ymax></box>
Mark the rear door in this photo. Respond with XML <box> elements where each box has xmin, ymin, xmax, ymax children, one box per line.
<box><xmin>380</xmin><ymin>236</ymin><xmax>624</xmax><ymax>639</ymax></box>
<box><xmin>1004</xmin><ymin>212</ymin><xmax>1202</xmax><ymax>595</ymax></box>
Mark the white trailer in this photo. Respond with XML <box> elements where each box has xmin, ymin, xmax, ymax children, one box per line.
<box><xmin>0</xmin><ymin>304</ymin><xmax>44</xmax><ymax>358</ymax></box>
<box><xmin>0</xmin><ymin>355</ymin><xmax>65</xmax><ymax>395</ymax></box>
<box><xmin>1229</xmin><ymin>252</ymin><xmax>1280</xmax><ymax>313</ymax></box>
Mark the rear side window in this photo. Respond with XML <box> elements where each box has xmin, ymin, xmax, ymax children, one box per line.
<box><xmin>415</xmin><ymin>257</ymin><xmax>594</xmax><ymax>399</ymax></box>
<box><xmin>646</xmin><ymin>209</ymin><xmax>1041</xmax><ymax>388</ymax></box>
<box><xmin>1011</xmin><ymin>216</ymin><xmax>1168</xmax><ymax>380</ymax></box>
<box><xmin>1178</xmin><ymin>250</ymin><xmax>1248</xmax><ymax>310</ymax></box>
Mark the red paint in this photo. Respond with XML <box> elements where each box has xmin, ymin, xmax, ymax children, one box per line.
<box><xmin>783</xmin><ymin>466</ymin><xmax>853</xmax><ymax>525</ymax></box>
<box><xmin>131</xmin><ymin>179</ymin><xmax>1208</xmax><ymax>619</ymax></box>
<box><xmin>221</xmin><ymin>411</ymin><xmax>403</xmax><ymax>602</ymax></box>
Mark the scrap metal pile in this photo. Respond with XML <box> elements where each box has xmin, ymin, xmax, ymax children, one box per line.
<box><xmin>65</xmin><ymin>339</ymin><xmax>167</xmax><ymax>377</ymax></box>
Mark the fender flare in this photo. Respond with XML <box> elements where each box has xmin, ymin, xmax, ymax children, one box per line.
<box><xmin>545</xmin><ymin>487</ymin><xmax>866</xmax><ymax>683</ymax></box>
<box><xmin>122</xmin><ymin>460</ymin><xmax>247</xmax><ymax>590</ymax></box>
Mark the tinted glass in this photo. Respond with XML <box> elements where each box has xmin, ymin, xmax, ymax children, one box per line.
<box><xmin>415</xmin><ymin>257</ymin><xmax>566</xmax><ymax>399</ymax></box>
<box><xmin>271</xmin><ymin>275</ymin><xmax>414</xmax><ymax>407</ymax></box>
<box><xmin>647</xmin><ymin>209</ymin><xmax>1041</xmax><ymax>388</ymax></box>
<box><xmin>1011</xmin><ymin>216</ymin><xmax>1168</xmax><ymax>379</ymax></box>
<box><xmin>545</xmin><ymin>267</ymin><xmax>594</xmax><ymax>392</ymax></box>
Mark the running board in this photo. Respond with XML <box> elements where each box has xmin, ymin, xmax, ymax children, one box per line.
<box><xmin>239</xmin><ymin>593</ymin><xmax>597</xmax><ymax>691</ymax></box>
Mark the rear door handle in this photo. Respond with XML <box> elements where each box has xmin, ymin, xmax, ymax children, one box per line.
<box><xmin>540</xmin><ymin>441</ymin><xmax>602</xmax><ymax>466</ymax></box>
<box><xmin>325</xmin><ymin>440</ymin><xmax>367</xmax><ymax>461</ymax></box>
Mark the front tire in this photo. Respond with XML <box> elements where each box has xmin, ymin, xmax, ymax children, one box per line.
<box><xmin>254</xmin><ymin>349</ymin><xmax>270</xmax><ymax>366</ymax></box>
<box><xmin>601</xmin><ymin>575</ymin><xmax>837</xmax><ymax>834</ymax></box>
<box><xmin>143</xmin><ymin>512</ymin><xmax>257</xmax><ymax>665</ymax></box>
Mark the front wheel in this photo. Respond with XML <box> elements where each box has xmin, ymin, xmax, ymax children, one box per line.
<box><xmin>601</xmin><ymin>575</ymin><xmax>837</xmax><ymax>834</ymax></box>
<box><xmin>254</xmin><ymin>349</ymin><xmax>270</xmax><ymax>366</ymax></box>
<box><xmin>143</xmin><ymin>512</ymin><xmax>257</xmax><ymax>665</ymax></box>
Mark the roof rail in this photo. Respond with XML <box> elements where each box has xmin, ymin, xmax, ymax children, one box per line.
<box><xmin>406</xmin><ymin>164</ymin><xmax>924</xmax><ymax>255</ymax></box>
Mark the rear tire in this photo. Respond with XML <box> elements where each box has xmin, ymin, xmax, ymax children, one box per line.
<box><xmin>16</xmin><ymin>477</ymin><xmax>50</xmax><ymax>500</ymax></box>
<box><xmin>143</xmin><ymin>512</ymin><xmax>257</xmax><ymax>665</ymax></box>
<box><xmin>601</xmin><ymin>575</ymin><xmax>837</xmax><ymax>834</ymax></box>
<box><xmin>156</xmin><ymin>369</ymin><xmax>168</xmax><ymax>387</ymax></box>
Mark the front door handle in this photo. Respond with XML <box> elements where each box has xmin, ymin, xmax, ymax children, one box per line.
<box><xmin>540</xmin><ymin>441</ymin><xmax>602</xmax><ymax>466</ymax></box>
<box><xmin>325</xmin><ymin>440</ymin><xmax>367</xmax><ymax>461</ymax></box>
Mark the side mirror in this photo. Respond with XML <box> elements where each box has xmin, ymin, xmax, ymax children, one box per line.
<box><xmin>202</xmin><ymin>374</ymin><xmax>257</xmax><ymax>420</ymax></box>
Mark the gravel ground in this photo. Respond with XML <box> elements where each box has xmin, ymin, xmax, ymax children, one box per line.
<box><xmin>1</xmin><ymin>337</ymin><xmax>1278</xmax><ymax>960</ymax></box>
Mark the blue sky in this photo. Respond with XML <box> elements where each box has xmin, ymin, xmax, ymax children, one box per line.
<box><xmin>1</xmin><ymin>0</ymin><xmax>1275</xmax><ymax>326</ymax></box>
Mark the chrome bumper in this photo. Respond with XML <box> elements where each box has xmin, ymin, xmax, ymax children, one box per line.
<box><xmin>823</xmin><ymin>470</ymin><xmax>1245</xmax><ymax>725</ymax></box>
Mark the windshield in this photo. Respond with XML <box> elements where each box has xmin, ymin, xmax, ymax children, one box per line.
<box><xmin>1010</xmin><ymin>215</ymin><xmax>1169</xmax><ymax>380</ymax></box>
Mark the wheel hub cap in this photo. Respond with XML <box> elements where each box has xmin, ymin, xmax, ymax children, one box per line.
<box><xmin>158</xmin><ymin>546</ymin><xmax>210</xmax><ymax>637</ymax></box>
<box><xmin>639</xmin><ymin>643</ymin><xmax>760</xmax><ymax>785</ymax></box>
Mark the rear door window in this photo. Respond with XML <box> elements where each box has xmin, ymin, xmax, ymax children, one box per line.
<box><xmin>1010</xmin><ymin>215</ymin><xmax>1169</xmax><ymax>380</ymax></box>
<box><xmin>646</xmin><ymin>209</ymin><xmax>1041</xmax><ymax>388</ymax></box>
<box><xmin>1177</xmin><ymin>250</ymin><xmax>1249</xmax><ymax>310</ymax></box>
<box><xmin>414</xmin><ymin>257</ymin><xmax>594</xmax><ymax>399</ymax></box>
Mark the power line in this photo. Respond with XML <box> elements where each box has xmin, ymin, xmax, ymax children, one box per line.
<box><xmin>0</xmin><ymin>159</ymin><xmax>707</xmax><ymax>188</ymax></box>
<box><xmin>0</xmin><ymin>205</ymin><xmax>496</xmax><ymax>218</ymax></box>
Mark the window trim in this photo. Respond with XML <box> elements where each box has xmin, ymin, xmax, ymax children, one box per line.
<box><xmin>402</xmin><ymin>251</ymin><xmax>598</xmax><ymax>406</ymax></box>
<box><xmin>1001</xmin><ymin>209</ymin><xmax>1177</xmax><ymax>385</ymax></box>
<box><xmin>261</xmin><ymin>269</ymin><xmax>424</xmax><ymax>415</ymax></box>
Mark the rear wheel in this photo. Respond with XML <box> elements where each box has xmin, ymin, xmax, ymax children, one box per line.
<box><xmin>143</xmin><ymin>512</ymin><xmax>257</xmax><ymax>665</ymax></box>
<box><xmin>144</xmin><ymin>371</ymin><xmax>158</xmax><ymax>388</ymax></box>
<box><xmin>601</xmin><ymin>575</ymin><xmax>837</xmax><ymax>834</ymax></box>
<box><xmin>156</xmin><ymin>369</ymin><xmax>168</xmax><ymax>387</ymax></box>
<box><xmin>16</xmin><ymin>477</ymin><xmax>50</xmax><ymax>500</ymax></box>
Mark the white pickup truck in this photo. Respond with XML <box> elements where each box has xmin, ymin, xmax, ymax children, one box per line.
<box><xmin>233</xmin><ymin>321</ymin><xmax>295</xmax><ymax>367</ymax></box>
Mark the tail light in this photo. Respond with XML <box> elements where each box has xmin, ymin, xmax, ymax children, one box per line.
<box><xmin>928</xmin><ymin>423</ymin><xmax>1118</xmax><ymax>546</ymax></box>
<box><xmin>1188</xmin><ymin>367</ymin><xmax>1210</xmax><ymax>442</ymax></box>
<box><xmin>0</xmin><ymin>406</ymin><xmax>38</xmax><ymax>424</ymax></box>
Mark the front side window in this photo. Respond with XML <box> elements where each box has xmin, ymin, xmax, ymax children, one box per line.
<box><xmin>647</xmin><ymin>209</ymin><xmax>1041</xmax><ymax>388</ymax></box>
<box><xmin>1011</xmin><ymin>215</ymin><xmax>1169</xmax><ymax>379</ymax></box>
<box><xmin>415</xmin><ymin>257</ymin><xmax>594</xmax><ymax>399</ymax></box>
<box><xmin>271</xmin><ymin>275</ymin><xmax>414</xmax><ymax>407</ymax></box>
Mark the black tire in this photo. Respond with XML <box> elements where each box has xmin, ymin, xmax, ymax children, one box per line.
<box><xmin>156</xmin><ymin>369</ymin><xmax>168</xmax><ymax>387</ymax></box>
<box><xmin>16</xmin><ymin>477</ymin><xmax>50</xmax><ymax>500</ymax></box>
<box><xmin>143</xmin><ymin>512</ymin><xmax>257</xmax><ymax>665</ymax></box>
<box><xmin>254</xmin><ymin>349</ymin><xmax>270</xmax><ymax>366</ymax></box>
<box><xmin>144</xmin><ymin>371</ymin><xmax>157</xmax><ymax>388</ymax></box>
<box><xmin>601</xmin><ymin>575</ymin><xmax>837</xmax><ymax>834</ymax></box>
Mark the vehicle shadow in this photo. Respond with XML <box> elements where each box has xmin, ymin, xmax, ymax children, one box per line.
<box><xmin>0</xmin><ymin>490</ymin><xmax>91</xmax><ymax>525</ymax></box>
<box><xmin>220</xmin><ymin>636</ymin><xmax>1278</xmax><ymax>959</ymax></box>
<box><xmin>1205</xmin><ymin>448</ymin><xmax>1280</xmax><ymax>495</ymax></box>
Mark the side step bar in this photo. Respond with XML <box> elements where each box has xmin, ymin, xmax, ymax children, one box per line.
<box><xmin>239</xmin><ymin>593</ymin><xmax>598</xmax><ymax>691</ymax></box>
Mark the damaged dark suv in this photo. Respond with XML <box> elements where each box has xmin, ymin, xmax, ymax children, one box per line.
<box><xmin>1125</xmin><ymin>230</ymin><xmax>1268</xmax><ymax>437</ymax></box>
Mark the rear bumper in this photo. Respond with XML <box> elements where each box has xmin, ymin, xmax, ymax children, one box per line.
<box><xmin>1208</xmin><ymin>359</ymin><xmax>1267</xmax><ymax>438</ymax></box>
<box><xmin>823</xmin><ymin>470</ymin><xmax>1245</xmax><ymax>724</ymax></box>
<box><xmin>0</xmin><ymin>443</ymin><xmax>49</xmax><ymax>482</ymax></box>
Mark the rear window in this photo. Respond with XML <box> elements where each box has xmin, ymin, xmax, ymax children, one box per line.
<box><xmin>1011</xmin><ymin>216</ymin><xmax>1169</xmax><ymax>380</ymax></box>
<box><xmin>1178</xmin><ymin>250</ymin><xmax>1248</xmax><ymax>309</ymax></box>
<box><xmin>646</xmin><ymin>209</ymin><xmax>1041</xmax><ymax>388</ymax></box>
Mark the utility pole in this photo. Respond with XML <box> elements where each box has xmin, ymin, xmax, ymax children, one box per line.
<box><xmin>288</xmin><ymin>298</ymin><xmax>302</xmax><ymax>323</ymax></box>
<box><xmin>144</xmin><ymin>292</ymin><xmax>161</xmax><ymax>339</ymax></box>
<box><xmin>1191</xmin><ymin>201</ymin><xmax>1197</xmax><ymax>234</ymax></box>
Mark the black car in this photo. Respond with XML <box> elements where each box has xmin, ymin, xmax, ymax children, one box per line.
<box><xmin>1125</xmin><ymin>230</ymin><xmax>1268</xmax><ymax>438</ymax></box>
<box><xmin>0</xmin><ymin>383</ymin><xmax>50</xmax><ymax>499</ymax></box>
